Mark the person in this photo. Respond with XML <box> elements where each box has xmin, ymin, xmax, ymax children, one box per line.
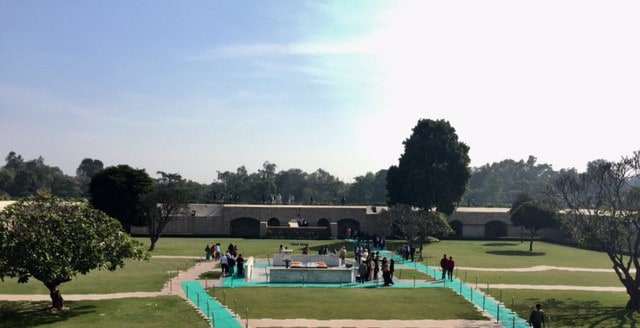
<box><xmin>215</xmin><ymin>243</ymin><xmax>221</xmax><ymax>261</ymax></box>
<box><xmin>389</xmin><ymin>259</ymin><xmax>395</xmax><ymax>280</ymax></box>
<box><xmin>339</xmin><ymin>246</ymin><xmax>347</xmax><ymax>266</ymax></box>
<box><xmin>440</xmin><ymin>254</ymin><xmax>448</xmax><ymax>280</ymax></box>
<box><xmin>528</xmin><ymin>303</ymin><xmax>545</xmax><ymax>328</ymax></box>
<box><xmin>204</xmin><ymin>245</ymin><xmax>212</xmax><ymax>261</ymax></box>
<box><xmin>236</xmin><ymin>254</ymin><xmax>245</xmax><ymax>277</ymax></box>
<box><xmin>220</xmin><ymin>252</ymin><xmax>228</xmax><ymax>276</ymax></box>
<box><xmin>279</xmin><ymin>244</ymin><xmax>284</xmax><ymax>254</ymax></box>
<box><xmin>358</xmin><ymin>261</ymin><xmax>367</xmax><ymax>283</ymax></box>
<box><xmin>227</xmin><ymin>252</ymin><xmax>236</xmax><ymax>277</ymax></box>
<box><xmin>446</xmin><ymin>256</ymin><xmax>455</xmax><ymax>281</ymax></box>
<box><xmin>382</xmin><ymin>260</ymin><xmax>392</xmax><ymax>286</ymax></box>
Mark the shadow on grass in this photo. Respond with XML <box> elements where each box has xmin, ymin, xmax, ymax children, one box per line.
<box><xmin>485</xmin><ymin>250</ymin><xmax>546</xmax><ymax>256</ymax></box>
<box><xmin>483</xmin><ymin>242</ymin><xmax>521</xmax><ymax>247</ymax></box>
<box><xmin>0</xmin><ymin>301</ymin><xmax>96</xmax><ymax>328</ymax></box>
<box><xmin>199</xmin><ymin>271</ymin><xmax>222</xmax><ymax>279</ymax></box>
<box><xmin>529</xmin><ymin>298</ymin><xmax>640</xmax><ymax>328</ymax></box>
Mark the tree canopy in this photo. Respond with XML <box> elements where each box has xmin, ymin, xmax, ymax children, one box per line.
<box><xmin>0</xmin><ymin>195</ymin><xmax>148</xmax><ymax>309</ymax></box>
<box><xmin>387</xmin><ymin>119</ymin><xmax>471</xmax><ymax>215</ymax></box>
<box><xmin>552</xmin><ymin>151</ymin><xmax>640</xmax><ymax>309</ymax></box>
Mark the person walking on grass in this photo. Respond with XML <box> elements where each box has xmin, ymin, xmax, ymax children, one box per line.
<box><xmin>529</xmin><ymin>303</ymin><xmax>545</xmax><ymax>328</ymax></box>
<box><xmin>440</xmin><ymin>254</ymin><xmax>448</xmax><ymax>280</ymax></box>
<box><xmin>446</xmin><ymin>256</ymin><xmax>455</xmax><ymax>281</ymax></box>
<box><xmin>204</xmin><ymin>244</ymin><xmax>212</xmax><ymax>261</ymax></box>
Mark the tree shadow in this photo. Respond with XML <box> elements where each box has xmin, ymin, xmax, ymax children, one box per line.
<box><xmin>485</xmin><ymin>250</ymin><xmax>546</xmax><ymax>256</ymax></box>
<box><xmin>539</xmin><ymin>298</ymin><xmax>640</xmax><ymax>328</ymax></box>
<box><xmin>483</xmin><ymin>242</ymin><xmax>521</xmax><ymax>247</ymax></box>
<box><xmin>0</xmin><ymin>301</ymin><xmax>96</xmax><ymax>328</ymax></box>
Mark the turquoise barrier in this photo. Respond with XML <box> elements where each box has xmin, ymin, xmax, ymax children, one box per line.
<box><xmin>182</xmin><ymin>281</ymin><xmax>242</xmax><ymax>328</ymax></box>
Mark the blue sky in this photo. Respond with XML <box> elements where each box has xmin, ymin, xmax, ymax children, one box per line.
<box><xmin>1</xmin><ymin>1</ymin><xmax>639</xmax><ymax>183</ymax></box>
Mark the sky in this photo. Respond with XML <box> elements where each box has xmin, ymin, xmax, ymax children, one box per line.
<box><xmin>1</xmin><ymin>1</ymin><xmax>639</xmax><ymax>184</ymax></box>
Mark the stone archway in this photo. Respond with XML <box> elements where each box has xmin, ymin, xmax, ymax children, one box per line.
<box><xmin>267</xmin><ymin>217</ymin><xmax>280</xmax><ymax>226</ymax></box>
<box><xmin>231</xmin><ymin>217</ymin><xmax>260</xmax><ymax>237</ymax></box>
<box><xmin>337</xmin><ymin>218</ymin><xmax>360</xmax><ymax>238</ymax></box>
<box><xmin>449</xmin><ymin>220</ymin><xmax>463</xmax><ymax>238</ymax></box>
<box><xmin>485</xmin><ymin>220</ymin><xmax>507</xmax><ymax>239</ymax></box>
<box><xmin>317</xmin><ymin>218</ymin><xmax>330</xmax><ymax>227</ymax></box>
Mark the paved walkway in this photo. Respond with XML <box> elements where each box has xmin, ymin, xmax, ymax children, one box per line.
<box><xmin>0</xmin><ymin>257</ymin><xmax>624</xmax><ymax>328</ymax></box>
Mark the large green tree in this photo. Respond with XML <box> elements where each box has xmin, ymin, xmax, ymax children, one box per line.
<box><xmin>552</xmin><ymin>151</ymin><xmax>640</xmax><ymax>309</ymax></box>
<box><xmin>387</xmin><ymin>119</ymin><xmax>471</xmax><ymax>215</ymax></box>
<box><xmin>0</xmin><ymin>195</ymin><xmax>148</xmax><ymax>310</ymax></box>
<box><xmin>89</xmin><ymin>165</ymin><xmax>154</xmax><ymax>233</ymax></box>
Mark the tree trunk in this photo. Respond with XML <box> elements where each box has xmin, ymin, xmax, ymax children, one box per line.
<box><xmin>626</xmin><ymin>288</ymin><xmax>640</xmax><ymax>309</ymax></box>
<box><xmin>47</xmin><ymin>284</ymin><xmax>64</xmax><ymax>311</ymax></box>
<box><xmin>148</xmin><ymin>233</ymin><xmax>159</xmax><ymax>252</ymax></box>
<box><xmin>529</xmin><ymin>229</ymin><xmax>536</xmax><ymax>252</ymax></box>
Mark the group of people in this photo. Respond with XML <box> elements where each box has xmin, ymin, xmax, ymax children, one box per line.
<box><xmin>439</xmin><ymin>254</ymin><xmax>455</xmax><ymax>281</ymax></box>
<box><xmin>356</xmin><ymin>249</ymin><xmax>395</xmax><ymax>285</ymax></box>
<box><xmin>204</xmin><ymin>243</ymin><xmax>221</xmax><ymax>261</ymax></box>
<box><xmin>205</xmin><ymin>242</ymin><xmax>246</xmax><ymax>278</ymax></box>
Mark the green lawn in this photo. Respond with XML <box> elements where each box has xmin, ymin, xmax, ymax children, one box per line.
<box><xmin>210</xmin><ymin>287</ymin><xmax>488</xmax><ymax>320</ymax></box>
<box><xmin>0</xmin><ymin>296</ymin><xmax>210</xmax><ymax>328</ymax></box>
<box><xmin>459</xmin><ymin>269</ymin><xmax>621</xmax><ymax>287</ymax></box>
<box><xmin>419</xmin><ymin>240</ymin><xmax>613</xmax><ymax>268</ymax></box>
<box><xmin>0</xmin><ymin>258</ymin><xmax>199</xmax><ymax>294</ymax></box>
<box><xmin>1</xmin><ymin>238</ymin><xmax>638</xmax><ymax>328</ymax></box>
<box><xmin>483</xmin><ymin>289</ymin><xmax>640</xmax><ymax>328</ymax></box>
<box><xmin>136</xmin><ymin>237</ymin><xmax>358</xmax><ymax>258</ymax></box>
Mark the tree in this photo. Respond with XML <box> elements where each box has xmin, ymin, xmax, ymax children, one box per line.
<box><xmin>380</xmin><ymin>204</ymin><xmax>452</xmax><ymax>248</ymax></box>
<box><xmin>510</xmin><ymin>200</ymin><xmax>559</xmax><ymax>251</ymax></box>
<box><xmin>141</xmin><ymin>172</ymin><xmax>189</xmax><ymax>251</ymax></box>
<box><xmin>0</xmin><ymin>195</ymin><xmax>148</xmax><ymax>310</ymax></box>
<box><xmin>387</xmin><ymin>119</ymin><xmax>471</xmax><ymax>215</ymax></box>
<box><xmin>275</xmin><ymin>168</ymin><xmax>308</xmax><ymax>204</ymax></box>
<box><xmin>464</xmin><ymin>156</ymin><xmax>560</xmax><ymax>207</ymax></box>
<box><xmin>89</xmin><ymin>165</ymin><xmax>154</xmax><ymax>233</ymax></box>
<box><xmin>249</xmin><ymin>161</ymin><xmax>278</xmax><ymax>203</ymax></box>
<box><xmin>552</xmin><ymin>151</ymin><xmax>640</xmax><ymax>309</ymax></box>
<box><xmin>76</xmin><ymin>158</ymin><xmax>104</xmax><ymax>178</ymax></box>
<box><xmin>348</xmin><ymin>170</ymin><xmax>388</xmax><ymax>205</ymax></box>
<box><xmin>76</xmin><ymin>158</ymin><xmax>104</xmax><ymax>196</ymax></box>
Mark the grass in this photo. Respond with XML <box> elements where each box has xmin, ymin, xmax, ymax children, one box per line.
<box><xmin>483</xmin><ymin>289</ymin><xmax>640</xmax><ymax>328</ymax></box>
<box><xmin>418</xmin><ymin>240</ymin><xmax>613</xmax><ymax>268</ymax></box>
<box><xmin>209</xmin><ymin>287</ymin><xmax>488</xmax><ymax>320</ymax></box>
<box><xmin>459</xmin><ymin>269</ymin><xmax>621</xmax><ymax>287</ymax></box>
<box><xmin>0</xmin><ymin>297</ymin><xmax>210</xmax><ymax>328</ymax></box>
<box><xmin>1</xmin><ymin>238</ymin><xmax>638</xmax><ymax>327</ymax></box>
<box><xmin>136</xmin><ymin>237</ymin><xmax>357</xmax><ymax>258</ymax></box>
<box><xmin>0</xmin><ymin>258</ymin><xmax>199</xmax><ymax>294</ymax></box>
<box><xmin>393</xmin><ymin>267</ymin><xmax>433</xmax><ymax>281</ymax></box>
